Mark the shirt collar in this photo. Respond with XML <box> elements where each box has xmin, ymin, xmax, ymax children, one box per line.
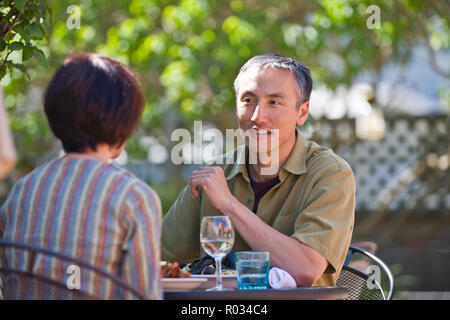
<box><xmin>281</xmin><ymin>128</ymin><xmax>308</xmax><ymax>176</ymax></box>
<box><xmin>225</xmin><ymin>127</ymin><xmax>309</xmax><ymax>181</ymax></box>
<box><xmin>225</xmin><ymin>144</ymin><xmax>249</xmax><ymax>182</ymax></box>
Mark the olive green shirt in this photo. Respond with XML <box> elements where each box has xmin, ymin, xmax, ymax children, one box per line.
<box><xmin>162</xmin><ymin>129</ymin><xmax>355</xmax><ymax>286</ymax></box>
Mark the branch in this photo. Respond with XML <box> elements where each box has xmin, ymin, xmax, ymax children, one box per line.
<box><xmin>415</xmin><ymin>11</ymin><xmax>450</xmax><ymax>78</ymax></box>
<box><xmin>423</xmin><ymin>36</ymin><xmax>450</xmax><ymax>78</ymax></box>
<box><xmin>1</xmin><ymin>49</ymin><xmax>12</xmax><ymax>68</ymax></box>
<box><xmin>0</xmin><ymin>7</ymin><xmax>19</xmax><ymax>40</ymax></box>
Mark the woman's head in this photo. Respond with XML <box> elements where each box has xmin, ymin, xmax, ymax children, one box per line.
<box><xmin>44</xmin><ymin>53</ymin><xmax>145</xmax><ymax>154</ymax></box>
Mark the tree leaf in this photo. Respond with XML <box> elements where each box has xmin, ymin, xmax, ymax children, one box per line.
<box><xmin>11</xmin><ymin>62</ymin><xmax>27</xmax><ymax>73</ymax></box>
<box><xmin>33</xmin><ymin>48</ymin><xmax>49</xmax><ymax>68</ymax></box>
<box><xmin>0</xmin><ymin>66</ymin><xmax>6</xmax><ymax>80</ymax></box>
<box><xmin>9</xmin><ymin>41</ymin><xmax>24</xmax><ymax>50</ymax></box>
<box><xmin>0</xmin><ymin>39</ymin><xmax>6</xmax><ymax>52</ymax></box>
<box><xmin>28</xmin><ymin>22</ymin><xmax>44</xmax><ymax>39</ymax></box>
<box><xmin>22</xmin><ymin>46</ymin><xmax>33</xmax><ymax>61</ymax></box>
<box><xmin>15</xmin><ymin>0</ymin><xmax>27</xmax><ymax>13</ymax></box>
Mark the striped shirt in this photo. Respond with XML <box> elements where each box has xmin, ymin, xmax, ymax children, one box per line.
<box><xmin>0</xmin><ymin>156</ymin><xmax>162</xmax><ymax>299</ymax></box>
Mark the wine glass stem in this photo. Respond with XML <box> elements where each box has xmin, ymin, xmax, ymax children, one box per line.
<box><xmin>215</xmin><ymin>256</ymin><xmax>223</xmax><ymax>290</ymax></box>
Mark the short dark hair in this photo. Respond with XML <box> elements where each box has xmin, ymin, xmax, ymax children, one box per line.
<box><xmin>233</xmin><ymin>53</ymin><xmax>313</xmax><ymax>107</ymax></box>
<box><xmin>44</xmin><ymin>53</ymin><xmax>145</xmax><ymax>153</ymax></box>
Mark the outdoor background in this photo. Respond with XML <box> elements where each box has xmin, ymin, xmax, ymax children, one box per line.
<box><xmin>0</xmin><ymin>0</ymin><xmax>449</xmax><ymax>298</ymax></box>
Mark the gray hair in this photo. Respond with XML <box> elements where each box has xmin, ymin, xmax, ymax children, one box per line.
<box><xmin>233</xmin><ymin>53</ymin><xmax>313</xmax><ymax>107</ymax></box>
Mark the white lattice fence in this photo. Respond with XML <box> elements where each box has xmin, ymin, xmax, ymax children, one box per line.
<box><xmin>308</xmin><ymin>115</ymin><xmax>450</xmax><ymax>216</ymax></box>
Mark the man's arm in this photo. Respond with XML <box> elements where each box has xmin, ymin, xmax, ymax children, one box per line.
<box><xmin>189</xmin><ymin>166</ymin><xmax>329</xmax><ymax>286</ymax></box>
<box><xmin>191</xmin><ymin>162</ymin><xmax>356</xmax><ymax>286</ymax></box>
<box><xmin>225</xmin><ymin>199</ymin><xmax>328</xmax><ymax>286</ymax></box>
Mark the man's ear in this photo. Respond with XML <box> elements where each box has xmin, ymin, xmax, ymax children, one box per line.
<box><xmin>296</xmin><ymin>101</ymin><xmax>309</xmax><ymax>126</ymax></box>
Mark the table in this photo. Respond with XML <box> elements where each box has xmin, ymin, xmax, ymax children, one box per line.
<box><xmin>164</xmin><ymin>286</ymin><xmax>348</xmax><ymax>300</ymax></box>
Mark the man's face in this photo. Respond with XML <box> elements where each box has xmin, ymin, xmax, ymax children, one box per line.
<box><xmin>235</xmin><ymin>66</ymin><xmax>309</xmax><ymax>160</ymax></box>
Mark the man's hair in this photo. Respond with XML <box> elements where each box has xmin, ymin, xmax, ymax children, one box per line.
<box><xmin>233</xmin><ymin>53</ymin><xmax>313</xmax><ymax>107</ymax></box>
<box><xmin>44</xmin><ymin>53</ymin><xmax>145</xmax><ymax>153</ymax></box>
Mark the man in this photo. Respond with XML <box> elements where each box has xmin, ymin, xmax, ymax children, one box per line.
<box><xmin>162</xmin><ymin>53</ymin><xmax>355</xmax><ymax>287</ymax></box>
<box><xmin>0</xmin><ymin>54</ymin><xmax>162</xmax><ymax>299</ymax></box>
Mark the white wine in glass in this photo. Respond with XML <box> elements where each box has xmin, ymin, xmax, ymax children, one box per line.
<box><xmin>200</xmin><ymin>215</ymin><xmax>235</xmax><ymax>291</ymax></box>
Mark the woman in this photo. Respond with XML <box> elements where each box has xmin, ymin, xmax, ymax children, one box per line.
<box><xmin>0</xmin><ymin>54</ymin><xmax>162</xmax><ymax>299</ymax></box>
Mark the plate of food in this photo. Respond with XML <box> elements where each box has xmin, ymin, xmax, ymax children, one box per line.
<box><xmin>162</xmin><ymin>277</ymin><xmax>208</xmax><ymax>292</ymax></box>
<box><xmin>161</xmin><ymin>261</ymin><xmax>208</xmax><ymax>292</ymax></box>
<box><xmin>178</xmin><ymin>254</ymin><xmax>238</xmax><ymax>290</ymax></box>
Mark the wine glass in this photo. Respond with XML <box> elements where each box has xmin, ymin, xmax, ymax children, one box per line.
<box><xmin>200</xmin><ymin>215</ymin><xmax>235</xmax><ymax>291</ymax></box>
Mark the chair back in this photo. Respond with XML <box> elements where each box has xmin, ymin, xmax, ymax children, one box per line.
<box><xmin>337</xmin><ymin>245</ymin><xmax>395</xmax><ymax>300</ymax></box>
<box><xmin>0</xmin><ymin>239</ymin><xmax>146</xmax><ymax>300</ymax></box>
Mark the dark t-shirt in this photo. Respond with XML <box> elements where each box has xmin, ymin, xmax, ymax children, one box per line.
<box><xmin>247</xmin><ymin>165</ymin><xmax>280</xmax><ymax>213</ymax></box>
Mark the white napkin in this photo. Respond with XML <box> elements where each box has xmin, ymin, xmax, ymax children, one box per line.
<box><xmin>268</xmin><ymin>267</ymin><xmax>297</xmax><ymax>289</ymax></box>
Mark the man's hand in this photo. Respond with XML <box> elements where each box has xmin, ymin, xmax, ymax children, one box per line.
<box><xmin>189</xmin><ymin>166</ymin><xmax>236</xmax><ymax>213</ymax></box>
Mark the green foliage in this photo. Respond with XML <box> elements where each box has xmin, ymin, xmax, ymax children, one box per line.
<box><xmin>45</xmin><ymin>0</ymin><xmax>446</xmax><ymax>123</ymax></box>
<box><xmin>1</xmin><ymin>0</ymin><xmax>448</xmax><ymax>211</ymax></box>
<box><xmin>0</xmin><ymin>0</ymin><xmax>50</xmax><ymax>79</ymax></box>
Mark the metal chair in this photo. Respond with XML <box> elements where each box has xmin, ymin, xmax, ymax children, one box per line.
<box><xmin>337</xmin><ymin>245</ymin><xmax>395</xmax><ymax>300</ymax></box>
<box><xmin>0</xmin><ymin>239</ymin><xmax>146</xmax><ymax>300</ymax></box>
